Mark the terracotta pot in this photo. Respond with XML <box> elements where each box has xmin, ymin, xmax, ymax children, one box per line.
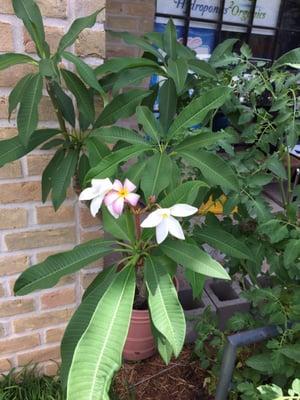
<box><xmin>123</xmin><ymin>277</ymin><xmax>179</xmax><ymax>362</ymax></box>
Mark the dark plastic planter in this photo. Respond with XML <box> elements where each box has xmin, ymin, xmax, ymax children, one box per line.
<box><xmin>205</xmin><ymin>279</ymin><xmax>251</xmax><ymax>331</ymax></box>
<box><xmin>178</xmin><ymin>288</ymin><xmax>216</xmax><ymax>344</ymax></box>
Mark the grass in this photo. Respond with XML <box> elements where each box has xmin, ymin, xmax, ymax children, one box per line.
<box><xmin>0</xmin><ymin>367</ymin><xmax>65</xmax><ymax>400</ymax></box>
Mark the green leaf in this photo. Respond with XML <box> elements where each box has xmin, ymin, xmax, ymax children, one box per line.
<box><xmin>61</xmin><ymin>69</ymin><xmax>95</xmax><ymax>127</ymax></box>
<box><xmin>141</xmin><ymin>153</ymin><xmax>173</xmax><ymax>199</ymax></box>
<box><xmin>152</xmin><ymin>326</ymin><xmax>173</xmax><ymax>365</ymax></box>
<box><xmin>259</xmin><ymin>220</ymin><xmax>289</xmax><ymax>244</ymax></box>
<box><xmin>60</xmin><ymin>265</ymin><xmax>117</xmax><ymax>387</ymax></box>
<box><xmin>279</xmin><ymin>345</ymin><xmax>300</xmax><ymax>363</ymax></box>
<box><xmin>145</xmin><ymin>255</ymin><xmax>185</xmax><ymax>357</ymax></box>
<box><xmin>14</xmin><ymin>239</ymin><xmax>114</xmax><ymax>295</ymax></box>
<box><xmin>284</xmin><ymin>240</ymin><xmax>300</xmax><ymax>266</ymax></box>
<box><xmin>0</xmin><ymin>128</ymin><xmax>60</xmax><ymax>168</ymax></box>
<box><xmin>136</xmin><ymin>106</ymin><xmax>163</xmax><ymax>144</ymax></box>
<box><xmin>94</xmin><ymin>89</ymin><xmax>151</xmax><ymax>128</ymax></box>
<box><xmin>50</xmin><ymin>81</ymin><xmax>76</xmax><ymax>127</ymax></box>
<box><xmin>273</xmin><ymin>47</ymin><xmax>300</xmax><ymax>69</ymax></box>
<box><xmin>90</xmin><ymin>126</ymin><xmax>147</xmax><ymax>145</ymax></box>
<box><xmin>12</xmin><ymin>0</ymin><xmax>47</xmax><ymax>57</ymax></box>
<box><xmin>163</xmin><ymin>19</ymin><xmax>177</xmax><ymax>60</ymax></box>
<box><xmin>188</xmin><ymin>59</ymin><xmax>217</xmax><ymax>79</ymax></box>
<box><xmin>62</xmin><ymin>51</ymin><xmax>105</xmax><ymax>95</ymax></box>
<box><xmin>246</xmin><ymin>353</ymin><xmax>271</xmax><ymax>373</ymax></box>
<box><xmin>102</xmin><ymin>208</ymin><xmax>135</xmax><ymax>243</ymax></box>
<box><xmin>168</xmin><ymin>87</ymin><xmax>231</xmax><ymax>138</ymax></box>
<box><xmin>17</xmin><ymin>73</ymin><xmax>43</xmax><ymax>145</ymax></box>
<box><xmin>51</xmin><ymin>149</ymin><xmax>79</xmax><ymax>210</ymax></box>
<box><xmin>112</xmin><ymin>67</ymin><xmax>162</xmax><ymax>94</ymax></box>
<box><xmin>160</xmin><ymin>180</ymin><xmax>209</xmax><ymax>208</ymax></box>
<box><xmin>8</xmin><ymin>73</ymin><xmax>35</xmax><ymax>120</ymax></box>
<box><xmin>67</xmin><ymin>264</ymin><xmax>135</xmax><ymax>400</ymax></box>
<box><xmin>85</xmin><ymin>137</ymin><xmax>110</xmax><ymax>167</ymax></box>
<box><xmin>209</xmin><ymin>39</ymin><xmax>238</xmax><ymax>67</ymax></box>
<box><xmin>109</xmin><ymin>31</ymin><xmax>162</xmax><ymax>60</ymax></box>
<box><xmin>125</xmin><ymin>160</ymin><xmax>146</xmax><ymax>186</ymax></box>
<box><xmin>78</xmin><ymin>154</ymin><xmax>90</xmax><ymax>188</ymax></box>
<box><xmin>39</xmin><ymin>59</ymin><xmax>57</xmax><ymax>78</ymax></box>
<box><xmin>42</xmin><ymin>149</ymin><xmax>65</xmax><ymax>203</ymax></box>
<box><xmin>175</xmin><ymin>130</ymin><xmax>230</xmax><ymax>152</ymax></box>
<box><xmin>85</xmin><ymin>144</ymin><xmax>151</xmax><ymax>183</ymax></box>
<box><xmin>179</xmin><ymin>150</ymin><xmax>239</xmax><ymax>191</ymax></box>
<box><xmin>160</xmin><ymin>240</ymin><xmax>230</xmax><ymax>280</ymax></box>
<box><xmin>167</xmin><ymin>58</ymin><xmax>188</xmax><ymax>93</ymax></box>
<box><xmin>194</xmin><ymin>226</ymin><xmax>252</xmax><ymax>260</ymax></box>
<box><xmin>184</xmin><ymin>269</ymin><xmax>205</xmax><ymax>299</ymax></box>
<box><xmin>95</xmin><ymin>57</ymin><xmax>159</xmax><ymax>76</ymax></box>
<box><xmin>58</xmin><ymin>9</ymin><xmax>102</xmax><ymax>53</ymax></box>
<box><xmin>265</xmin><ymin>155</ymin><xmax>287</xmax><ymax>180</ymax></box>
<box><xmin>40</xmin><ymin>138</ymin><xmax>64</xmax><ymax>150</ymax></box>
<box><xmin>159</xmin><ymin>78</ymin><xmax>177</xmax><ymax>132</ymax></box>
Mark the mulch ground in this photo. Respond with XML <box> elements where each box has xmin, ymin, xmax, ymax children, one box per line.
<box><xmin>112</xmin><ymin>346</ymin><xmax>213</xmax><ymax>400</ymax></box>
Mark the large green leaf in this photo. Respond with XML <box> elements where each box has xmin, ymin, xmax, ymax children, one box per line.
<box><xmin>184</xmin><ymin>269</ymin><xmax>206</xmax><ymax>299</ymax></box>
<box><xmin>95</xmin><ymin>57</ymin><xmax>159</xmax><ymax>76</ymax></box>
<box><xmin>167</xmin><ymin>58</ymin><xmax>188</xmax><ymax>93</ymax></box>
<box><xmin>163</xmin><ymin>19</ymin><xmax>177</xmax><ymax>60</ymax></box>
<box><xmin>62</xmin><ymin>51</ymin><xmax>105</xmax><ymax>95</ymax></box>
<box><xmin>8</xmin><ymin>73</ymin><xmax>34</xmax><ymax>120</ymax></box>
<box><xmin>112</xmin><ymin>67</ymin><xmax>162</xmax><ymax>94</ymax></box>
<box><xmin>42</xmin><ymin>149</ymin><xmax>65</xmax><ymax>203</ymax></box>
<box><xmin>17</xmin><ymin>73</ymin><xmax>43</xmax><ymax>145</ymax></box>
<box><xmin>159</xmin><ymin>78</ymin><xmax>177</xmax><ymax>133</ymax></box>
<box><xmin>179</xmin><ymin>150</ymin><xmax>239</xmax><ymax>191</ymax></box>
<box><xmin>145</xmin><ymin>256</ymin><xmax>185</xmax><ymax>357</ymax></box>
<box><xmin>94</xmin><ymin>89</ymin><xmax>150</xmax><ymax>128</ymax></box>
<box><xmin>109</xmin><ymin>31</ymin><xmax>162</xmax><ymax>60</ymax></box>
<box><xmin>194</xmin><ymin>226</ymin><xmax>252</xmax><ymax>260</ymax></box>
<box><xmin>67</xmin><ymin>264</ymin><xmax>135</xmax><ymax>400</ymax></box>
<box><xmin>58</xmin><ymin>9</ymin><xmax>101</xmax><ymax>53</ymax></box>
<box><xmin>12</xmin><ymin>0</ymin><xmax>47</xmax><ymax>57</ymax></box>
<box><xmin>61</xmin><ymin>69</ymin><xmax>95</xmax><ymax>127</ymax></box>
<box><xmin>0</xmin><ymin>129</ymin><xmax>60</xmax><ymax>168</ymax></box>
<box><xmin>174</xmin><ymin>130</ymin><xmax>230</xmax><ymax>152</ymax></box>
<box><xmin>125</xmin><ymin>160</ymin><xmax>146</xmax><ymax>186</ymax></box>
<box><xmin>50</xmin><ymin>81</ymin><xmax>76</xmax><ymax>127</ymax></box>
<box><xmin>90</xmin><ymin>126</ymin><xmax>147</xmax><ymax>145</ymax></box>
<box><xmin>141</xmin><ymin>153</ymin><xmax>173</xmax><ymax>199</ymax></box>
<box><xmin>51</xmin><ymin>149</ymin><xmax>79</xmax><ymax>210</ymax></box>
<box><xmin>14</xmin><ymin>239</ymin><xmax>114</xmax><ymax>296</ymax></box>
<box><xmin>60</xmin><ymin>265</ymin><xmax>117</xmax><ymax>386</ymax></box>
<box><xmin>168</xmin><ymin>87</ymin><xmax>231</xmax><ymax>138</ymax></box>
<box><xmin>279</xmin><ymin>345</ymin><xmax>300</xmax><ymax>363</ymax></box>
<box><xmin>85</xmin><ymin>137</ymin><xmax>110</xmax><ymax>167</ymax></box>
<box><xmin>136</xmin><ymin>106</ymin><xmax>163</xmax><ymax>144</ymax></box>
<box><xmin>152</xmin><ymin>325</ymin><xmax>173</xmax><ymax>365</ymax></box>
<box><xmin>273</xmin><ymin>47</ymin><xmax>300</xmax><ymax>69</ymax></box>
<box><xmin>85</xmin><ymin>144</ymin><xmax>151</xmax><ymax>183</ymax></box>
<box><xmin>160</xmin><ymin>180</ymin><xmax>209</xmax><ymax>208</ymax></box>
<box><xmin>102</xmin><ymin>208</ymin><xmax>135</xmax><ymax>243</ymax></box>
<box><xmin>160</xmin><ymin>239</ymin><xmax>230</xmax><ymax>280</ymax></box>
<box><xmin>188</xmin><ymin>59</ymin><xmax>217</xmax><ymax>79</ymax></box>
<box><xmin>209</xmin><ymin>39</ymin><xmax>238</xmax><ymax>68</ymax></box>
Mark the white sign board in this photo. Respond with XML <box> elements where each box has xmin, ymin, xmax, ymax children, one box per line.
<box><xmin>157</xmin><ymin>0</ymin><xmax>281</xmax><ymax>34</ymax></box>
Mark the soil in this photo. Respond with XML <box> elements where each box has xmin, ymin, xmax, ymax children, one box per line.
<box><xmin>112</xmin><ymin>346</ymin><xmax>213</xmax><ymax>400</ymax></box>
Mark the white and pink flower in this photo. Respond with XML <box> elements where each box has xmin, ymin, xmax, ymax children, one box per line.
<box><xmin>79</xmin><ymin>178</ymin><xmax>113</xmax><ymax>217</ymax></box>
<box><xmin>141</xmin><ymin>204</ymin><xmax>198</xmax><ymax>244</ymax></box>
<box><xmin>105</xmin><ymin>179</ymin><xmax>140</xmax><ymax>219</ymax></box>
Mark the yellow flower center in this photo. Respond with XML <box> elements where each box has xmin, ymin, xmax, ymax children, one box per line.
<box><xmin>162</xmin><ymin>213</ymin><xmax>169</xmax><ymax>219</ymax></box>
<box><xmin>118</xmin><ymin>188</ymin><xmax>129</xmax><ymax>198</ymax></box>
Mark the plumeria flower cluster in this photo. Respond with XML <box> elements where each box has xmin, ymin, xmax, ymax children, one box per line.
<box><xmin>79</xmin><ymin>178</ymin><xmax>140</xmax><ymax>218</ymax></box>
<box><xmin>80</xmin><ymin>178</ymin><xmax>198</xmax><ymax>244</ymax></box>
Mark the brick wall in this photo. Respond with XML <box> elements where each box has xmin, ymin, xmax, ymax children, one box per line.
<box><xmin>0</xmin><ymin>0</ymin><xmax>106</xmax><ymax>375</ymax></box>
<box><xmin>0</xmin><ymin>0</ymin><xmax>156</xmax><ymax>375</ymax></box>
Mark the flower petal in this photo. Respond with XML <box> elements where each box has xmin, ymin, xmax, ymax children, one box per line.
<box><xmin>156</xmin><ymin>219</ymin><xmax>169</xmax><ymax>244</ymax></box>
<box><xmin>141</xmin><ymin>209</ymin><xmax>164</xmax><ymax>228</ymax></box>
<box><xmin>107</xmin><ymin>204</ymin><xmax>120</xmax><ymax>219</ymax></box>
<box><xmin>104</xmin><ymin>191</ymin><xmax>119</xmax><ymax>206</ymax></box>
<box><xmin>125</xmin><ymin>193</ymin><xmax>140</xmax><ymax>207</ymax></box>
<box><xmin>124</xmin><ymin>178</ymin><xmax>136</xmax><ymax>193</ymax></box>
<box><xmin>167</xmin><ymin>216</ymin><xmax>185</xmax><ymax>240</ymax></box>
<box><xmin>90</xmin><ymin>195</ymin><xmax>104</xmax><ymax>217</ymax></box>
<box><xmin>112</xmin><ymin>179</ymin><xmax>123</xmax><ymax>191</ymax></box>
<box><xmin>112</xmin><ymin>197</ymin><xmax>125</xmax><ymax>217</ymax></box>
<box><xmin>92</xmin><ymin>178</ymin><xmax>112</xmax><ymax>192</ymax></box>
<box><xmin>170</xmin><ymin>204</ymin><xmax>198</xmax><ymax>217</ymax></box>
<box><xmin>79</xmin><ymin>187</ymin><xmax>97</xmax><ymax>201</ymax></box>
